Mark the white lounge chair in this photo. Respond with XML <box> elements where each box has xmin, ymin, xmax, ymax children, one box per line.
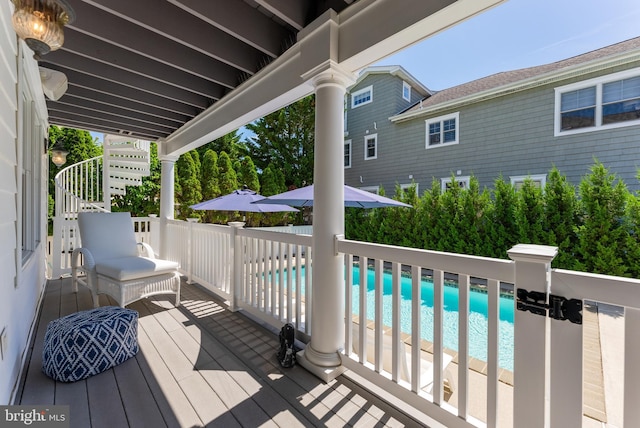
<box><xmin>351</xmin><ymin>325</ymin><xmax>454</xmax><ymax>394</ymax></box>
<box><xmin>71</xmin><ymin>212</ymin><xmax>181</xmax><ymax>308</ymax></box>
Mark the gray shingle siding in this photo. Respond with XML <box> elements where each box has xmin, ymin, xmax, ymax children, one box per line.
<box><xmin>345</xmin><ymin>62</ymin><xmax>640</xmax><ymax>195</ymax></box>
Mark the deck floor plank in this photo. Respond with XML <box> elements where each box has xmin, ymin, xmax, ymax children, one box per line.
<box><xmin>112</xmin><ymin>354</ymin><xmax>167</xmax><ymax>428</ymax></box>
<box><xmin>17</xmin><ymin>277</ymin><xmax>423</xmax><ymax>427</ymax></box>
<box><xmin>86</xmin><ymin>369</ymin><xmax>129</xmax><ymax>428</ymax></box>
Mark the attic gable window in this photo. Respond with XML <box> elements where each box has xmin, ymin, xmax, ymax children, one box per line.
<box><xmin>555</xmin><ymin>68</ymin><xmax>640</xmax><ymax>136</ymax></box>
<box><xmin>351</xmin><ymin>85</ymin><xmax>373</xmax><ymax>108</ymax></box>
<box><xmin>402</xmin><ymin>81</ymin><xmax>411</xmax><ymax>101</ymax></box>
<box><xmin>425</xmin><ymin>112</ymin><xmax>459</xmax><ymax>148</ymax></box>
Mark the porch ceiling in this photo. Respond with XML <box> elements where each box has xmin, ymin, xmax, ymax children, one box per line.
<box><xmin>41</xmin><ymin>0</ymin><xmax>356</xmax><ymax>141</ymax></box>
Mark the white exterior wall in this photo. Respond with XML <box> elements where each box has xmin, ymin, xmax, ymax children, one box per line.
<box><xmin>0</xmin><ymin>2</ymin><xmax>49</xmax><ymax>404</ymax></box>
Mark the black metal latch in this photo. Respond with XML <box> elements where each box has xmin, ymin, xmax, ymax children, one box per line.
<box><xmin>516</xmin><ymin>288</ymin><xmax>582</xmax><ymax>325</ymax></box>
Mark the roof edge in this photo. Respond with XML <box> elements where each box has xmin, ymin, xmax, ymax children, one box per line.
<box><xmin>390</xmin><ymin>46</ymin><xmax>640</xmax><ymax>122</ymax></box>
<box><xmin>351</xmin><ymin>65</ymin><xmax>432</xmax><ymax>96</ymax></box>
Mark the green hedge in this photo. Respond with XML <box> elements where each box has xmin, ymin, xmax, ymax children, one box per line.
<box><xmin>345</xmin><ymin>161</ymin><xmax>640</xmax><ymax>278</ymax></box>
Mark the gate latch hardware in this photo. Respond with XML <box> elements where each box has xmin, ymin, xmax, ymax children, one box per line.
<box><xmin>516</xmin><ymin>288</ymin><xmax>582</xmax><ymax>325</ymax></box>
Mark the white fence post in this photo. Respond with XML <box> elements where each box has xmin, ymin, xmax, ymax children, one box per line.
<box><xmin>228</xmin><ymin>222</ymin><xmax>245</xmax><ymax>312</ymax></box>
<box><xmin>186</xmin><ymin>218</ymin><xmax>199</xmax><ymax>284</ymax></box>
<box><xmin>508</xmin><ymin>244</ymin><xmax>557</xmax><ymax>428</ymax></box>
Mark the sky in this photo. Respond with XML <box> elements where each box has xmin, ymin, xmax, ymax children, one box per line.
<box><xmin>373</xmin><ymin>0</ymin><xmax>640</xmax><ymax>91</ymax></box>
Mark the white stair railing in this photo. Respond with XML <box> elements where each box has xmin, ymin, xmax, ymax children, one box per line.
<box><xmin>50</xmin><ymin>136</ymin><xmax>151</xmax><ymax>278</ymax></box>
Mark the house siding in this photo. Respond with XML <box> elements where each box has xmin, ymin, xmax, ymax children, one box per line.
<box><xmin>0</xmin><ymin>2</ymin><xmax>49</xmax><ymax>405</ymax></box>
<box><xmin>345</xmin><ymin>62</ymin><xmax>640</xmax><ymax>195</ymax></box>
<box><xmin>346</xmin><ymin>73</ymin><xmax>424</xmax><ymax>190</ymax></box>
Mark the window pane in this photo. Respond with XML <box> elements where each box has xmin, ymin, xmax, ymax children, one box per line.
<box><xmin>603</xmin><ymin>76</ymin><xmax>640</xmax><ymax>103</ymax></box>
<box><xmin>561</xmin><ymin>107</ymin><xmax>595</xmax><ymax>130</ymax></box>
<box><xmin>429</xmin><ymin>122</ymin><xmax>440</xmax><ymax>145</ymax></box>
<box><xmin>344</xmin><ymin>144</ymin><xmax>350</xmax><ymax>166</ymax></box>
<box><xmin>561</xmin><ymin>87</ymin><xmax>596</xmax><ymax>112</ymax></box>
<box><xmin>443</xmin><ymin>119</ymin><xmax>456</xmax><ymax>142</ymax></box>
<box><xmin>603</xmin><ymin>101</ymin><xmax>640</xmax><ymax>124</ymax></box>
<box><xmin>353</xmin><ymin>90</ymin><xmax>371</xmax><ymax>106</ymax></box>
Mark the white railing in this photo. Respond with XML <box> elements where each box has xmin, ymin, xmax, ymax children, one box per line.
<box><xmin>53</xmin><ymin>215</ymin><xmax>640</xmax><ymax>427</ymax></box>
<box><xmin>548</xmin><ymin>269</ymin><xmax>640</xmax><ymax>427</ymax></box>
<box><xmin>337</xmin><ymin>238</ymin><xmax>514</xmax><ymax>427</ymax></box>
<box><xmin>250</xmin><ymin>225</ymin><xmax>313</xmax><ymax>235</ymax></box>
<box><xmin>54</xmin><ymin>156</ymin><xmax>104</xmax><ymax>218</ymax></box>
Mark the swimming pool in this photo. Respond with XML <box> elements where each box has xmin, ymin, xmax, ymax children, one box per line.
<box><xmin>269</xmin><ymin>264</ymin><xmax>515</xmax><ymax>371</ymax></box>
<box><xmin>352</xmin><ymin>266</ymin><xmax>514</xmax><ymax>371</ymax></box>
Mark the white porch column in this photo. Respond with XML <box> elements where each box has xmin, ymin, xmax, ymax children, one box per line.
<box><xmin>159</xmin><ymin>155</ymin><xmax>178</xmax><ymax>259</ymax></box>
<box><xmin>297</xmin><ymin>64</ymin><xmax>355</xmax><ymax>382</ymax></box>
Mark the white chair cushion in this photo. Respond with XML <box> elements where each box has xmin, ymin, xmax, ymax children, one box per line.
<box><xmin>96</xmin><ymin>256</ymin><xmax>179</xmax><ymax>281</ymax></box>
<box><xmin>78</xmin><ymin>212</ymin><xmax>139</xmax><ymax>261</ymax></box>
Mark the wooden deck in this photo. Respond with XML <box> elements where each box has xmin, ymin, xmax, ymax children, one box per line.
<box><xmin>16</xmin><ymin>277</ymin><xmax>425</xmax><ymax>428</ymax></box>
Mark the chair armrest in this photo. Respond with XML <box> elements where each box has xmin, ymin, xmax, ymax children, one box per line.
<box><xmin>72</xmin><ymin>247</ymin><xmax>95</xmax><ymax>270</ymax></box>
<box><xmin>137</xmin><ymin>242</ymin><xmax>157</xmax><ymax>259</ymax></box>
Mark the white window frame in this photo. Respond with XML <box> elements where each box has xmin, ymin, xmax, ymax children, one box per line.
<box><xmin>17</xmin><ymin>47</ymin><xmax>45</xmax><ymax>268</ymax></box>
<box><xmin>344</xmin><ymin>139</ymin><xmax>352</xmax><ymax>168</ymax></box>
<box><xmin>426</xmin><ymin>112</ymin><xmax>460</xmax><ymax>149</ymax></box>
<box><xmin>351</xmin><ymin>85</ymin><xmax>373</xmax><ymax>109</ymax></box>
<box><xmin>510</xmin><ymin>174</ymin><xmax>547</xmax><ymax>190</ymax></box>
<box><xmin>360</xmin><ymin>185</ymin><xmax>380</xmax><ymax>194</ymax></box>
<box><xmin>364</xmin><ymin>133</ymin><xmax>377</xmax><ymax>160</ymax></box>
<box><xmin>343</xmin><ymin>96</ymin><xmax>348</xmax><ymax>135</ymax></box>
<box><xmin>402</xmin><ymin>81</ymin><xmax>411</xmax><ymax>102</ymax></box>
<box><xmin>441</xmin><ymin>175</ymin><xmax>470</xmax><ymax>192</ymax></box>
<box><xmin>554</xmin><ymin>68</ymin><xmax>640</xmax><ymax>136</ymax></box>
<box><xmin>399</xmin><ymin>182</ymin><xmax>418</xmax><ymax>195</ymax></box>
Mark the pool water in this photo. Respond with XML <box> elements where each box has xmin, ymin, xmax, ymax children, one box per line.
<box><xmin>353</xmin><ymin>266</ymin><xmax>514</xmax><ymax>371</ymax></box>
<box><xmin>269</xmin><ymin>265</ymin><xmax>515</xmax><ymax>370</ymax></box>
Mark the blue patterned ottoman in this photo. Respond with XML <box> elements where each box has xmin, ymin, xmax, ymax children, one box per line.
<box><xmin>42</xmin><ymin>306</ymin><xmax>139</xmax><ymax>382</ymax></box>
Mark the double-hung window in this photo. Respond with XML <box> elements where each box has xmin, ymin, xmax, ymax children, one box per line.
<box><xmin>351</xmin><ymin>85</ymin><xmax>373</xmax><ymax>108</ymax></box>
<box><xmin>441</xmin><ymin>176</ymin><xmax>470</xmax><ymax>192</ymax></box>
<box><xmin>344</xmin><ymin>140</ymin><xmax>352</xmax><ymax>168</ymax></box>
<box><xmin>426</xmin><ymin>112</ymin><xmax>459</xmax><ymax>148</ymax></box>
<box><xmin>510</xmin><ymin>174</ymin><xmax>547</xmax><ymax>190</ymax></box>
<box><xmin>555</xmin><ymin>69</ymin><xmax>640</xmax><ymax>135</ymax></box>
<box><xmin>364</xmin><ymin>134</ymin><xmax>377</xmax><ymax>160</ymax></box>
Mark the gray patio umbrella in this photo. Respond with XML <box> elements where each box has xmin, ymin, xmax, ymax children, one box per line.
<box><xmin>190</xmin><ymin>188</ymin><xmax>299</xmax><ymax>213</ymax></box>
<box><xmin>253</xmin><ymin>184</ymin><xmax>412</xmax><ymax>208</ymax></box>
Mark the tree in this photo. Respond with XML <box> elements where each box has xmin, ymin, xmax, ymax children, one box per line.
<box><xmin>574</xmin><ymin>160</ymin><xmax>629</xmax><ymax>276</ymax></box>
<box><xmin>459</xmin><ymin>176</ymin><xmax>492</xmax><ymax>255</ymax></box>
<box><xmin>487</xmin><ymin>175</ymin><xmax>518</xmax><ymax>258</ymax></box>
<box><xmin>246</xmin><ymin>95</ymin><xmax>315</xmax><ymax>188</ymax></box>
<box><xmin>199</xmin><ymin>149</ymin><xmax>220</xmax><ymax>224</ymax></box>
<box><xmin>515</xmin><ymin>178</ymin><xmax>545</xmax><ymax>245</ymax></box>
<box><xmin>543</xmin><ymin>166</ymin><xmax>578</xmax><ymax>268</ymax></box>
<box><xmin>197</xmin><ymin>130</ymin><xmax>247</xmax><ymax>161</ymax></box>
<box><xmin>259</xmin><ymin>163</ymin><xmax>292</xmax><ymax>226</ymax></box>
<box><xmin>217</xmin><ymin>152</ymin><xmax>238</xmax><ymax>195</ymax></box>
<box><xmin>175</xmin><ymin>151</ymin><xmax>202</xmax><ymax>220</ymax></box>
<box><xmin>236</xmin><ymin>156</ymin><xmax>260</xmax><ymax>192</ymax></box>
<box><xmin>412</xmin><ymin>179</ymin><xmax>442</xmax><ymax>251</ymax></box>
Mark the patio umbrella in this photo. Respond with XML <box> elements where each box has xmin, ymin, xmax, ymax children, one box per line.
<box><xmin>190</xmin><ymin>188</ymin><xmax>299</xmax><ymax>213</ymax></box>
<box><xmin>253</xmin><ymin>184</ymin><xmax>413</xmax><ymax>208</ymax></box>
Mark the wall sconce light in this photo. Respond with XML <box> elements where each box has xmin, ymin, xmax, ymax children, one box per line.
<box><xmin>50</xmin><ymin>140</ymin><xmax>68</xmax><ymax>167</ymax></box>
<box><xmin>11</xmin><ymin>0</ymin><xmax>75</xmax><ymax>58</ymax></box>
<box><xmin>39</xmin><ymin>66</ymin><xmax>68</xmax><ymax>100</ymax></box>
